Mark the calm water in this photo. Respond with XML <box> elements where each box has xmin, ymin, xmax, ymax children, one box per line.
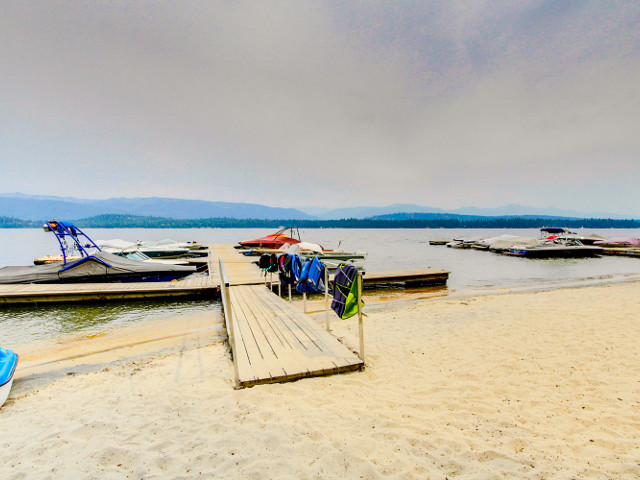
<box><xmin>1</xmin><ymin>227</ymin><xmax>639</xmax><ymax>348</ymax></box>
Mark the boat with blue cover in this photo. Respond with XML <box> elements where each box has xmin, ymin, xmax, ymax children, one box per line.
<box><xmin>0</xmin><ymin>347</ymin><xmax>18</xmax><ymax>407</ymax></box>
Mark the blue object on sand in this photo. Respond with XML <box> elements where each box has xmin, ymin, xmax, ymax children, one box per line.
<box><xmin>0</xmin><ymin>347</ymin><xmax>18</xmax><ymax>407</ymax></box>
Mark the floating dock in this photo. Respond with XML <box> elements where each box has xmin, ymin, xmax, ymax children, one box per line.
<box><xmin>0</xmin><ymin>276</ymin><xmax>216</xmax><ymax>305</ymax></box>
<box><xmin>600</xmin><ymin>248</ymin><xmax>640</xmax><ymax>258</ymax></box>
<box><xmin>362</xmin><ymin>268</ymin><xmax>449</xmax><ymax>286</ymax></box>
<box><xmin>0</xmin><ymin>245</ymin><xmax>449</xmax><ymax>305</ymax></box>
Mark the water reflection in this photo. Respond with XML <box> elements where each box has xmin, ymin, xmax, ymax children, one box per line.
<box><xmin>0</xmin><ymin>299</ymin><xmax>222</xmax><ymax>347</ymax></box>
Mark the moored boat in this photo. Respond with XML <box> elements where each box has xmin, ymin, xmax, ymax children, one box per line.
<box><xmin>0</xmin><ymin>347</ymin><xmax>18</xmax><ymax>408</ymax></box>
<box><xmin>506</xmin><ymin>242</ymin><xmax>602</xmax><ymax>258</ymax></box>
<box><xmin>237</xmin><ymin>226</ymin><xmax>304</xmax><ymax>250</ymax></box>
<box><xmin>0</xmin><ymin>221</ymin><xmax>198</xmax><ymax>284</ymax></box>
<box><xmin>504</xmin><ymin>228</ymin><xmax>602</xmax><ymax>258</ymax></box>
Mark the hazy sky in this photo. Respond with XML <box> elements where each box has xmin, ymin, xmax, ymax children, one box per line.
<box><xmin>1</xmin><ymin>1</ymin><xmax>639</xmax><ymax>215</ymax></box>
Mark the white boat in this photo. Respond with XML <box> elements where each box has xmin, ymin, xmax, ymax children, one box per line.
<box><xmin>487</xmin><ymin>236</ymin><xmax>542</xmax><ymax>253</ymax></box>
<box><xmin>472</xmin><ymin>234</ymin><xmax>520</xmax><ymax>250</ymax></box>
<box><xmin>97</xmin><ymin>239</ymin><xmax>196</xmax><ymax>259</ymax></box>
<box><xmin>282</xmin><ymin>242</ymin><xmax>367</xmax><ymax>270</ymax></box>
<box><xmin>446</xmin><ymin>236</ymin><xmax>484</xmax><ymax>248</ymax></box>
<box><xmin>0</xmin><ymin>347</ymin><xmax>18</xmax><ymax>407</ymax></box>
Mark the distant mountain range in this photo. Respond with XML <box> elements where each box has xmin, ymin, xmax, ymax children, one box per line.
<box><xmin>0</xmin><ymin>193</ymin><xmax>314</xmax><ymax>221</ymax></box>
<box><xmin>0</xmin><ymin>193</ymin><xmax>635</xmax><ymax>222</ymax></box>
<box><xmin>304</xmin><ymin>203</ymin><xmax>634</xmax><ymax>220</ymax></box>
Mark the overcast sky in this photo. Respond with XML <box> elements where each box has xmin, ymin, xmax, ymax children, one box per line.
<box><xmin>1</xmin><ymin>1</ymin><xmax>639</xmax><ymax>215</ymax></box>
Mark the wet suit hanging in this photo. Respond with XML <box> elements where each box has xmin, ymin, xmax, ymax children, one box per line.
<box><xmin>330</xmin><ymin>263</ymin><xmax>363</xmax><ymax>319</ymax></box>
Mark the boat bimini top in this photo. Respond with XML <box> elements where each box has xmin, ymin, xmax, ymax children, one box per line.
<box><xmin>43</xmin><ymin>220</ymin><xmax>102</xmax><ymax>265</ymax></box>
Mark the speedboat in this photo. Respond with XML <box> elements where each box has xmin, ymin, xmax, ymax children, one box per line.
<box><xmin>124</xmin><ymin>241</ymin><xmax>191</xmax><ymax>259</ymax></box>
<box><xmin>97</xmin><ymin>238</ymin><xmax>208</xmax><ymax>259</ymax></box>
<box><xmin>237</xmin><ymin>226</ymin><xmax>303</xmax><ymax>249</ymax></box>
<box><xmin>0</xmin><ymin>221</ymin><xmax>198</xmax><ymax>284</ymax></box>
<box><xmin>505</xmin><ymin>227</ymin><xmax>602</xmax><ymax>258</ymax></box>
<box><xmin>472</xmin><ymin>234</ymin><xmax>521</xmax><ymax>250</ymax></box>
<box><xmin>0</xmin><ymin>347</ymin><xmax>18</xmax><ymax>407</ymax></box>
<box><xmin>283</xmin><ymin>242</ymin><xmax>367</xmax><ymax>270</ymax></box>
<box><xmin>487</xmin><ymin>236</ymin><xmax>541</xmax><ymax>253</ymax></box>
<box><xmin>110</xmin><ymin>250</ymin><xmax>208</xmax><ymax>272</ymax></box>
<box><xmin>446</xmin><ymin>236</ymin><xmax>484</xmax><ymax>248</ymax></box>
<box><xmin>155</xmin><ymin>238</ymin><xmax>208</xmax><ymax>253</ymax></box>
<box><xmin>98</xmin><ymin>239</ymin><xmax>191</xmax><ymax>259</ymax></box>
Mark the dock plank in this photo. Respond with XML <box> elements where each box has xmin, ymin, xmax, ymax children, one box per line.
<box><xmin>223</xmin><ymin>280</ymin><xmax>363</xmax><ymax>388</ymax></box>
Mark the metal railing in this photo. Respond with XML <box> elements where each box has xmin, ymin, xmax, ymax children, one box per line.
<box><xmin>218</xmin><ymin>258</ymin><xmax>240</xmax><ymax>388</ymax></box>
<box><xmin>319</xmin><ymin>261</ymin><xmax>365</xmax><ymax>362</ymax></box>
<box><xmin>259</xmin><ymin>256</ymin><xmax>365</xmax><ymax>364</ymax></box>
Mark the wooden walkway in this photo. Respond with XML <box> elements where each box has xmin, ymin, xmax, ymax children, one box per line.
<box><xmin>218</xmin><ymin>254</ymin><xmax>364</xmax><ymax>388</ymax></box>
<box><xmin>208</xmin><ymin>244</ymin><xmax>267</xmax><ymax>286</ymax></box>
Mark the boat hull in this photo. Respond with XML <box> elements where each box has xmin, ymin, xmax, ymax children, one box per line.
<box><xmin>0</xmin><ymin>348</ymin><xmax>18</xmax><ymax>407</ymax></box>
<box><xmin>506</xmin><ymin>246</ymin><xmax>602</xmax><ymax>258</ymax></box>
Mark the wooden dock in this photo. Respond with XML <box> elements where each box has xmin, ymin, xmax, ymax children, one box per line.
<box><xmin>362</xmin><ymin>268</ymin><xmax>449</xmax><ymax>286</ymax></box>
<box><xmin>218</xmin><ymin>256</ymin><xmax>364</xmax><ymax>388</ymax></box>
<box><xmin>600</xmin><ymin>247</ymin><xmax>640</xmax><ymax>258</ymax></box>
<box><xmin>0</xmin><ymin>271</ymin><xmax>216</xmax><ymax>305</ymax></box>
<box><xmin>0</xmin><ymin>244</ymin><xmax>448</xmax><ymax>305</ymax></box>
<box><xmin>0</xmin><ymin>249</ymin><xmax>219</xmax><ymax>305</ymax></box>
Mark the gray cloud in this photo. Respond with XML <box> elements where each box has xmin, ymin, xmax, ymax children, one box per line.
<box><xmin>1</xmin><ymin>1</ymin><xmax>639</xmax><ymax>215</ymax></box>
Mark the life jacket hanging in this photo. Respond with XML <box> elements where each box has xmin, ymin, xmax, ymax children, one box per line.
<box><xmin>296</xmin><ymin>256</ymin><xmax>325</xmax><ymax>293</ymax></box>
<box><xmin>330</xmin><ymin>263</ymin><xmax>363</xmax><ymax>319</ymax></box>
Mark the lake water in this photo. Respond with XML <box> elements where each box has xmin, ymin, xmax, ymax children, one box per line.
<box><xmin>1</xmin><ymin>227</ymin><xmax>639</xmax><ymax>348</ymax></box>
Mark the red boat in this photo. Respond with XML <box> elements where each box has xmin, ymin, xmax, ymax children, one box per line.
<box><xmin>238</xmin><ymin>227</ymin><xmax>302</xmax><ymax>249</ymax></box>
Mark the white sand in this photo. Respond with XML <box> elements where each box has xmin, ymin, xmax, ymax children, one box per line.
<box><xmin>2</xmin><ymin>282</ymin><xmax>640</xmax><ymax>479</ymax></box>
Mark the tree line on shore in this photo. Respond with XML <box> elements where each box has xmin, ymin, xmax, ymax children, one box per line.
<box><xmin>1</xmin><ymin>214</ymin><xmax>639</xmax><ymax>229</ymax></box>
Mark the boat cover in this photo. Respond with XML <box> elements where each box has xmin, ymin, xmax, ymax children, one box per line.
<box><xmin>0</xmin><ymin>251</ymin><xmax>197</xmax><ymax>284</ymax></box>
<box><xmin>488</xmin><ymin>237</ymin><xmax>541</xmax><ymax>252</ymax></box>
<box><xmin>593</xmin><ymin>237</ymin><xmax>640</xmax><ymax>245</ymax></box>
<box><xmin>0</xmin><ymin>348</ymin><xmax>18</xmax><ymax>387</ymax></box>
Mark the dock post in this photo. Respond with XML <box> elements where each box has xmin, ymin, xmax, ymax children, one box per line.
<box><xmin>288</xmin><ymin>284</ymin><xmax>292</xmax><ymax>302</ymax></box>
<box><xmin>357</xmin><ymin>272</ymin><xmax>364</xmax><ymax>363</ymax></box>
<box><xmin>324</xmin><ymin>266</ymin><xmax>330</xmax><ymax>331</ymax></box>
<box><xmin>303</xmin><ymin>292</ymin><xmax>307</xmax><ymax>313</ymax></box>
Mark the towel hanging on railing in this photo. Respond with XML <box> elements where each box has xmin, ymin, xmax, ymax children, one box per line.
<box><xmin>331</xmin><ymin>263</ymin><xmax>363</xmax><ymax>319</ymax></box>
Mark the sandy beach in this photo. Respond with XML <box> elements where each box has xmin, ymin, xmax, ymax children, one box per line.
<box><xmin>2</xmin><ymin>281</ymin><xmax>640</xmax><ymax>479</ymax></box>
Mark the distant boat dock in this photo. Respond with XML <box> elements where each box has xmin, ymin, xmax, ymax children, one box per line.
<box><xmin>0</xmin><ymin>245</ymin><xmax>449</xmax><ymax>305</ymax></box>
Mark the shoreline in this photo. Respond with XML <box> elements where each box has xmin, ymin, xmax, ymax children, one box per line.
<box><xmin>3</xmin><ymin>280</ymin><xmax>640</xmax><ymax>478</ymax></box>
<box><xmin>8</xmin><ymin>275</ymin><xmax>640</xmax><ymax>394</ymax></box>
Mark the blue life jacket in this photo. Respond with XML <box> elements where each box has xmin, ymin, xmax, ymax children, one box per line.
<box><xmin>296</xmin><ymin>257</ymin><xmax>325</xmax><ymax>293</ymax></box>
<box><xmin>291</xmin><ymin>254</ymin><xmax>303</xmax><ymax>281</ymax></box>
